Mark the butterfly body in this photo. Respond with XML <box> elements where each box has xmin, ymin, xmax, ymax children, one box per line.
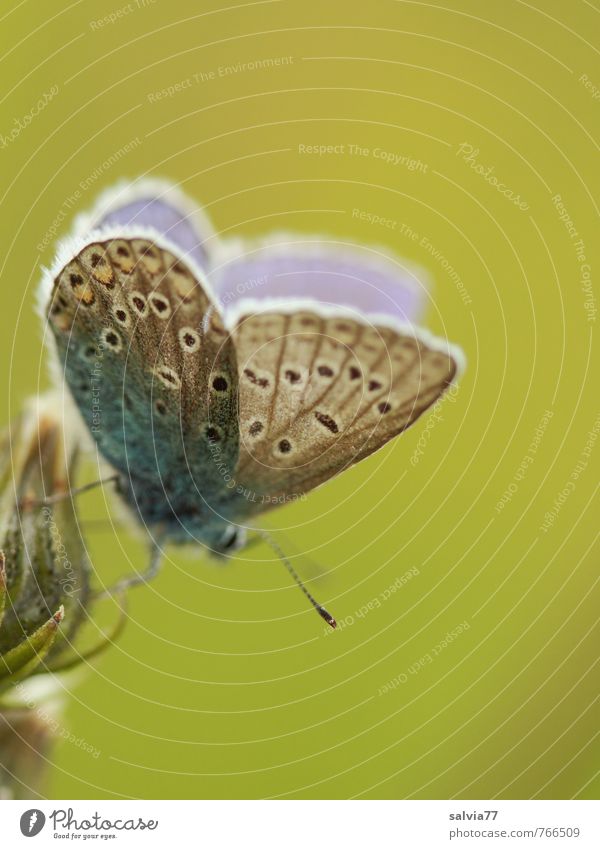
<box><xmin>40</xmin><ymin>182</ymin><xmax>464</xmax><ymax>564</ymax></box>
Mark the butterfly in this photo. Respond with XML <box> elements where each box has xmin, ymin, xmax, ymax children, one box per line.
<box><xmin>39</xmin><ymin>179</ymin><xmax>465</xmax><ymax>626</ymax></box>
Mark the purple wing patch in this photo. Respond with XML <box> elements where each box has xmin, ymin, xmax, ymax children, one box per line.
<box><xmin>97</xmin><ymin>197</ymin><xmax>211</xmax><ymax>269</ymax></box>
<box><xmin>210</xmin><ymin>239</ymin><xmax>426</xmax><ymax>324</ymax></box>
<box><xmin>70</xmin><ymin>180</ymin><xmax>429</xmax><ymax>323</ymax></box>
<box><xmin>75</xmin><ymin>179</ymin><xmax>214</xmax><ymax>271</ymax></box>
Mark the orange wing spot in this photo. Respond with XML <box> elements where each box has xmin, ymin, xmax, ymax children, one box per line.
<box><xmin>91</xmin><ymin>259</ymin><xmax>114</xmax><ymax>287</ymax></box>
<box><xmin>79</xmin><ymin>245</ymin><xmax>115</xmax><ymax>288</ymax></box>
<box><xmin>132</xmin><ymin>240</ymin><xmax>163</xmax><ymax>275</ymax></box>
<box><xmin>70</xmin><ymin>277</ymin><xmax>95</xmax><ymax>305</ymax></box>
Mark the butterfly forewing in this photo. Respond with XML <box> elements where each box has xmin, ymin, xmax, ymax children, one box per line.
<box><xmin>46</xmin><ymin>237</ymin><xmax>239</xmax><ymax>513</ymax></box>
<box><xmin>230</xmin><ymin>308</ymin><xmax>458</xmax><ymax>513</ymax></box>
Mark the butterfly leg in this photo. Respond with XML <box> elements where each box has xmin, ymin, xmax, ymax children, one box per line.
<box><xmin>19</xmin><ymin>474</ymin><xmax>120</xmax><ymax>510</ymax></box>
<box><xmin>94</xmin><ymin>534</ymin><xmax>164</xmax><ymax>599</ymax></box>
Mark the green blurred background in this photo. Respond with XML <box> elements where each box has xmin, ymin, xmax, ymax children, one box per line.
<box><xmin>0</xmin><ymin>0</ymin><xmax>598</xmax><ymax>799</ymax></box>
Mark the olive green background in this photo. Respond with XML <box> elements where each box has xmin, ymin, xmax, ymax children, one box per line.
<box><xmin>0</xmin><ymin>0</ymin><xmax>598</xmax><ymax>800</ymax></box>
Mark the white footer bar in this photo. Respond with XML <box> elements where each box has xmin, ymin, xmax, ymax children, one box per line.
<box><xmin>0</xmin><ymin>799</ymin><xmax>597</xmax><ymax>847</ymax></box>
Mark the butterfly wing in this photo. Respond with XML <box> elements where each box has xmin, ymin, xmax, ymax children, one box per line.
<box><xmin>213</xmin><ymin>237</ymin><xmax>426</xmax><ymax>325</ymax></box>
<box><xmin>43</xmin><ymin>231</ymin><xmax>239</xmax><ymax>526</ymax></box>
<box><xmin>227</xmin><ymin>300</ymin><xmax>462</xmax><ymax>517</ymax></box>
<box><xmin>73</xmin><ymin>178</ymin><xmax>214</xmax><ymax>271</ymax></box>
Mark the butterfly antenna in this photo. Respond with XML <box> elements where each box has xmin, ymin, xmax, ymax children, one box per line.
<box><xmin>20</xmin><ymin>474</ymin><xmax>120</xmax><ymax>510</ymax></box>
<box><xmin>257</xmin><ymin>529</ymin><xmax>337</xmax><ymax>629</ymax></box>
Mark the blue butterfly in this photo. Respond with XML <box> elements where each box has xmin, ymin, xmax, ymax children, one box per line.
<box><xmin>40</xmin><ymin>179</ymin><xmax>464</xmax><ymax>625</ymax></box>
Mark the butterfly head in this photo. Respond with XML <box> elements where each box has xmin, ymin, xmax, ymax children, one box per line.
<box><xmin>212</xmin><ymin>524</ymin><xmax>247</xmax><ymax>558</ymax></box>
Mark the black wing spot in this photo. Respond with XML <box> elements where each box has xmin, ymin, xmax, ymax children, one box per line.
<box><xmin>378</xmin><ymin>402</ymin><xmax>392</xmax><ymax>414</ymax></box>
<box><xmin>115</xmin><ymin>309</ymin><xmax>128</xmax><ymax>324</ymax></box>
<box><xmin>315</xmin><ymin>411</ymin><xmax>339</xmax><ymax>433</ymax></box>
<box><xmin>244</xmin><ymin>368</ymin><xmax>269</xmax><ymax>388</ymax></box>
<box><xmin>154</xmin><ymin>366</ymin><xmax>181</xmax><ymax>389</ymax></box>
<box><xmin>249</xmin><ymin>420</ymin><xmax>263</xmax><ymax>436</ymax></box>
<box><xmin>149</xmin><ymin>294</ymin><xmax>171</xmax><ymax>316</ymax></box>
<box><xmin>104</xmin><ymin>331</ymin><xmax>120</xmax><ymax>349</ymax></box>
<box><xmin>117</xmin><ymin>246</ymin><xmax>129</xmax><ymax>257</ymax></box>
<box><xmin>155</xmin><ymin>400</ymin><xmax>167</xmax><ymax>415</ymax></box>
<box><xmin>206</xmin><ymin>426</ymin><xmax>221</xmax><ymax>443</ymax></box>
<box><xmin>69</xmin><ymin>273</ymin><xmax>83</xmax><ymax>287</ymax></box>
<box><xmin>278</xmin><ymin>439</ymin><xmax>292</xmax><ymax>454</ymax></box>
<box><xmin>285</xmin><ymin>369</ymin><xmax>301</xmax><ymax>384</ymax></box>
<box><xmin>368</xmin><ymin>379</ymin><xmax>382</xmax><ymax>391</ymax></box>
<box><xmin>349</xmin><ymin>366</ymin><xmax>361</xmax><ymax>380</ymax></box>
<box><xmin>317</xmin><ymin>365</ymin><xmax>334</xmax><ymax>377</ymax></box>
<box><xmin>212</xmin><ymin>376</ymin><xmax>228</xmax><ymax>392</ymax></box>
<box><xmin>178</xmin><ymin>327</ymin><xmax>200</xmax><ymax>352</ymax></box>
<box><xmin>90</xmin><ymin>252</ymin><xmax>105</xmax><ymax>267</ymax></box>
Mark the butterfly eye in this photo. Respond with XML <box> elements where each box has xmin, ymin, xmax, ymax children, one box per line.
<box><xmin>220</xmin><ymin>526</ymin><xmax>241</xmax><ymax>552</ymax></box>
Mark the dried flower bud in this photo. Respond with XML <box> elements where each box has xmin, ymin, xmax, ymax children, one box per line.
<box><xmin>0</xmin><ymin>395</ymin><xmax>126</xmax><ymax>797</ymax></box>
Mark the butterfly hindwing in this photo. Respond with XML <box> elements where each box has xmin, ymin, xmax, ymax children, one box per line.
<box><xmin>229</xmin><ymin>305</ymin><xmax>459</xmax><ymax>515</ymax></box>
<box><xmin>46</xmin><ymin>235</ymin><xmax>239</xmax><ymax>521</ymax></box>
